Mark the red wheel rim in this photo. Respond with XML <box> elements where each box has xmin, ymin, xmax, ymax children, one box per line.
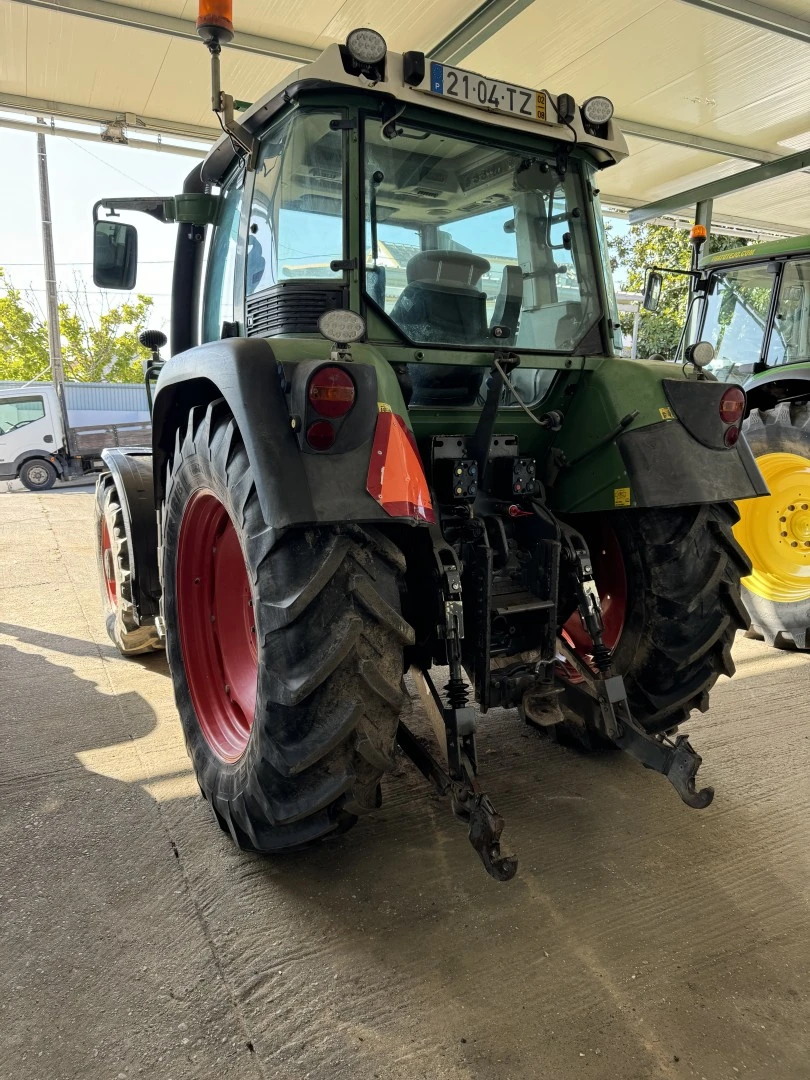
<box><xmin>561</xmin><ymin>522</ymin><xmax>627</xmax><ymax>676</ymax></box>
<box><xmin>176</xmin><ymin>490</ymin><xmax>258</xmax><ymax>763</ymax></box>
<box><xmin>100</xmin><ymin>518</ymin><xmax>117</xmax><ymax>608</ymax></box>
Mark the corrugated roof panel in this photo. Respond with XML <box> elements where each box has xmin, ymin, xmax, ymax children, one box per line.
<box><xmin>23</xmin><ymin>8</ymin><xmax>173</xmax><ymax>116</ymax></box>
<box><xmin>603</xmin><ymin>138</ymin><xmax>753</xmax><ymax>203</ymax></box>
<box><xmin>313</xmin><ymin>0</ymin><xmax>480</xmax><ymax>52</ymax></box>
<box><xmin>0</xmin><ymin>0</ymin><xmax>28</xmax><ymax>95</ymax></box>
<box><xmin>463</xmin><ymin>0</ymin><xmax>810</xmax><ymax>156</ymax></box>
<box><xmin>759</xmin><ymin>0</ymin><xmax>810</xmax><ymax>16</ymax></box>
<box><xmin>224</xmin><ymin>0</ymin><xmax>350</xmax><ymax>46</ymax></box>
<box><xmin>715</xmin><ymin>172</ymin><xmax>810</xmax><ymax>232</ymax></box>
<box><xmin>143</xmin><ymin>40</ymin><xmax>296</xmax><ymax>128</ymax></box>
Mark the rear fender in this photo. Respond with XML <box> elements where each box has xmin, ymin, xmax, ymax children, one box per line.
<box><xmin>151</xmin><ymin>337</ymin><xmax>432</xmax><ymax>531</ymax></box>
<box><xmin>744</xmin><ymin>366</ymin><xmax>810</xmax><ymax>414</ymax></box>
<box><xmin>548</xmin><ymin>359</ymin><xmax>767</xmax><ymax>512</ymax></box>
<box><xmin>99</xmin><ymin>448</ymin><xmax>161</xmax><ymax>619</ymax></box>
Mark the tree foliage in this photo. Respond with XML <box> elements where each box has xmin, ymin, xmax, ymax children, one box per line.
<box><xmin>0</xmin><ymin>269</ymin><xmax>154</xmax><ymax>383</ymax></box>
<box><xmin>608</xmin><ymin>225</ymin><xmax>751</xmax><ymax>359</ymax></box>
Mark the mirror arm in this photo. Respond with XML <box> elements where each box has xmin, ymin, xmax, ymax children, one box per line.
<box><xmin>93</xmin><ymin>195</ymin><xmax>220</xmax><ymax>226</ymax></box>
<box><xmin>647</xmin><ymin>264</ymin><xmax>701</xmax><ymax>280</ymax></box>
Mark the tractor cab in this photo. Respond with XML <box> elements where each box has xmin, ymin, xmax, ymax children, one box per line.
<box><xmin>697</xmin><ymin>238</ymin><xmax>810</xmax><ymax>384</ymax></box>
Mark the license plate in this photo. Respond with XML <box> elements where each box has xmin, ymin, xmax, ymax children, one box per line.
<box><xmin>425</xmin><ymin>62</ymin><xmax>551</xmax><ymax>126</ymax></box>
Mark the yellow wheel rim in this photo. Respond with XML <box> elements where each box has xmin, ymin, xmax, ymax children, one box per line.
<box><xmin>735</xmin><ymin>451</ymin><xmax>810</xmax><ymax>603</ymax></box>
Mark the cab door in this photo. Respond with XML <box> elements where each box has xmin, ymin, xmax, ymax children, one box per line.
<box><xmin>0</xmin><ymin>394</ymin><xmax>58</xmax><ymax>470</ymax></box>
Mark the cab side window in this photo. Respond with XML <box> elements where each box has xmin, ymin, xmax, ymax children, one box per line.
<box><xmin>0</xmin><ymin>397</ymin><xmax>46</xmax><ymax>433</ymax></box>
<box><xmin>246</xmin><ymin>111</ymin><xmax>345</xmax><ymax>295</ymax></box>
<box><xmin>767</xmin><ymin>259</ymin><xmax>810</xmax><ymax>366</ymax></box>
<box><xmin>202</xmin><ymin>170</ymin><xmax>244</xmax><ymax>343</ymax></box>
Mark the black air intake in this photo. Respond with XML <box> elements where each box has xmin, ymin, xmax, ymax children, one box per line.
<box><xmin>245</xmin><ymin>285</ymin><xmax>344</xmax><ymax>337</ymax></box>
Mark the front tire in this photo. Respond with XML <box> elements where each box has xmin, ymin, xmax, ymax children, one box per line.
<box><xmin>735</xmin><ymin>403</ymin><xmax>810</xmax><ymax>649</ymax></box>
<box><xmin>19</xmin><ymin>458</ymin><xmax>56</xmax><ymax>491</ymax></box>
<box><xmin>161</xmin><ymin>400</ymin><xmax>414</xmax><ymax>852</ymax></box>
<box><xmin>560</xmin><ymin>504</ymin><xmax>750</xmax><ymax>735</ymax></box>
<box><xmin>95</xmin><ymin>475</ymin><xmax>163</xmax><ymax>655</ymax></box>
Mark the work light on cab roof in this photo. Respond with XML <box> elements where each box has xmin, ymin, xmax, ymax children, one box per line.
<box><xmin>345</xmin><ymin>27</ymin><xmax>387</xmax><ymax>65</ymax></box>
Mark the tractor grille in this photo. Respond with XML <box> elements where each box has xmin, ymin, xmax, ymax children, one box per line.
<box><xmin>245</xmin><ymin>286</ymin><xmax>344</xmax><ymax>337</ymax></box>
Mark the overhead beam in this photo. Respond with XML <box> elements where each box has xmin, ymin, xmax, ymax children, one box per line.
<box><xmin>628</xmin><ymin>146</ymin><xmax>810</xmax><ymax>223</ymax></box>
<box><xmin>676</xmin><ymin>0</ymin><xmax>810</xmax><ymax>44</ymax></box>
<box><xmin>0</xmin><ymin>92</ymin><xmax>218</xmax><ymax>143</ymax></box>
<box><xmin>604</xmin><ymin>194</ymin><xmax>803</xmax><ymax>238</ymax></box>
<box><xmin>431</xmin><ymin>0</ymin><xmax>534</xmax><ymax>65</ymax></box>
<box><xmin>13</xmin><ymin>0</ymin><xmax>319</xmax><ymax>63</ymax></box>
<box><xmin>616</xmin><ymin>118</ymin><xmax>780</xmax><ymax>164</ymax></box>
<box><xmin>0</xmin><ymin>116</ymin><xmax>206</xmax><ymax>158</ymax></box>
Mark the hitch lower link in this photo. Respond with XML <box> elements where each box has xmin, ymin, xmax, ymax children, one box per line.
<box><xmin>397</xmin><ymin>541</ymin><xmax>518</xmax><ymax>883</ymax></box>
<box><xmin>561</xmin><ymin>529</ymin><xmax>714</xmax><ymax>810</ymax></box>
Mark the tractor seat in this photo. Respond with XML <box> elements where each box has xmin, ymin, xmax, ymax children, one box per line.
<box><xmin>391</xmin><ymin>250</ymin><xmax>491</xmax><ymax>346</ymax></box>
<box><xmin>405</xmin><ymin>249</ymin><xmax>491</xmax><ymax>288</ymax></box>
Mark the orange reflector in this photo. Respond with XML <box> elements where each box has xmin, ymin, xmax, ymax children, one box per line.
<box><xmin>690</xmin><ymin>224</ymin><xmax>707</xmax><ymax>241</ymax></box>
<box><xmin>197</xmin><ymin>0</ymin><xmax>234</xmax><ymax>36</ymax></box>
<box><xmin>367</xmin><ymin>413</ymin><xmax>435</xmax><ymax>524</ymax></box>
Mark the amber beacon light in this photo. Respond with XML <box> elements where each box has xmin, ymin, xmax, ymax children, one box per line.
<box><xmin>197</xmin><ymin>0</ymin><xmax>234</xmax><ymax>43</ymax></box>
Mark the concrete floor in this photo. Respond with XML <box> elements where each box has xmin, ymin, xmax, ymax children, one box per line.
<box><xmin>1</xmin><ymin>487</ymin><xmax>809</xmax><ymax>1080</ymax></box>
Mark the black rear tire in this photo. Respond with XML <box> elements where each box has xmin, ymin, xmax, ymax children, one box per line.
<box><xmin>560</xmin><ymin>503</ymin><xmax>750</xmax><ymax>735</ymax></box>
<box><xmin>737</xmin><ymin>403</ymin><xmax>810</xmax><ymax>650</ymax></box>
<box><xmin>19</xmin><ymin>458</ymin><xmax>57</xmax><ymax>491</ymax></box>
<box><xmin>161</xmin><ymin>400</ymin><xmax>414</xmax><ymax>852</ymax></box>
<box><xmin>95</xmin><ymin>475</ymin><xmax>163</xmax><ymax>656</ymax></box>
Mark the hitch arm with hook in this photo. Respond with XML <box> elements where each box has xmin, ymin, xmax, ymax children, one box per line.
<box><xmin>559</xmin><ymin>527</ymin><xmax>715</xmax><ymax>809</ymax></box>
<box><xmin>556</xmin><ymin>640</ymin><xmax>714</xmax><ymax>809</ymax></box>
<box><xmin>397</xmin><ymin>712</ymin><xmax>518</xmax><ymax>882</ymax></box>
<box><xmin>395</xmin><ymin>532</ymin><xmax>518</xmax><ymax>882</ymax></box>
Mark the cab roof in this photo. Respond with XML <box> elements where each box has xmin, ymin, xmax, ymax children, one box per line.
<box><xmin>203</xmin><ymin>42</ymin><xmax>629</xmax><ymax>184</ymax></box>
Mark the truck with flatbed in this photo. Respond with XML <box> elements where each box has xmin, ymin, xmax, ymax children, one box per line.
<box><xmin>0</xmin><ymin>381</ymin><xmax>151</xmax><ymax>490</ymax></box>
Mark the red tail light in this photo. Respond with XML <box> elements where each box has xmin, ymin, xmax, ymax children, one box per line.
<box><xmin>724</xmin><ymin>425</ymin><xmax>741</xmax><ymax>448</ymax></box>
<box><xmin>308</xmin><ymin>366</ymin><xmax>356</xmax><ymax>418</ymax></box>
<box><xmin>306</xmin><ymin>420</ymin><xmax>335</xmax><ymax>451</ymax></box>
<box><xmin>719</xmin><ymin>386</ymin><xmax>745</xmax><ymax>425</ymax></box>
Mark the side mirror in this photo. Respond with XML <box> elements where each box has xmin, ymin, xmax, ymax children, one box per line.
<box><xmin>93</xmin><ymin>220</ymin><xmax>138</xmax><ymax>290</ymax></box>
<box><xmin>642</xmin><ymin>270</ymin><xmax>662</xmax><ymax>313</ymax></box>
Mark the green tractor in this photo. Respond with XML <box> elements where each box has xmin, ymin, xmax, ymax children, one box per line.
<box><xmin>645</xmin><ymin>235</ymin><xmax>810</xmax><ymax>650</ymax></box>
<box><xmin>93</xmin><ymin>10</ymin><xmax>765</xmax><ymax>879</ymax></box>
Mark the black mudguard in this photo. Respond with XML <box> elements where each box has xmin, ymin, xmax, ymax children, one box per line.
<box><xmin>100</xmin><ymin>448</ymin><xmax>161</xmax><ymax>619</ymax></box>
<box><xmin>151</xmin><ymin>337</ymin><xmax>419</xmax><ymax>531</ymax></box>
<box><xmin>744</xmin><ymin>368</ymin><xmax>810</xmax><ymax>414</ymax></box>
<box><xmin>617</xmin><ymin>378</ymin><xmax>768</xmax><ymax>507</ymax></box>
<box><xmin>617</xmin><ymin>421</ymin><xmax>767</xmax><ymax>505</ymax></box>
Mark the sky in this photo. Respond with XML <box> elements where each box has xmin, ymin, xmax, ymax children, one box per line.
<box><xmin>0</xmin><ymin>125</ymin><xmax>204</xmax><ymax>336</ymax></box>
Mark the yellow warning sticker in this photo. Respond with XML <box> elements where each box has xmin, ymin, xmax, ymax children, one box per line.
<box><xmin>377</xmin><ymin>402</ymin><xmax>392</xmax><ymax>413</ymax></box>
<box><xmin>614</xmin><ymin>487</ymin><xmax>632</xmax><ymax>507</ymax></box>
<box><xmin>659</xmin><ymin>406</ymin><xmax>675</xmax><ymax>421</ymax></box>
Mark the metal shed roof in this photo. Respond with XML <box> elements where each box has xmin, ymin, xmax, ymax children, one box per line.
<box><xmin>1</xmin><ymin>0</ymin><xmax>808</xmax><ymax>233</ymax></box>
